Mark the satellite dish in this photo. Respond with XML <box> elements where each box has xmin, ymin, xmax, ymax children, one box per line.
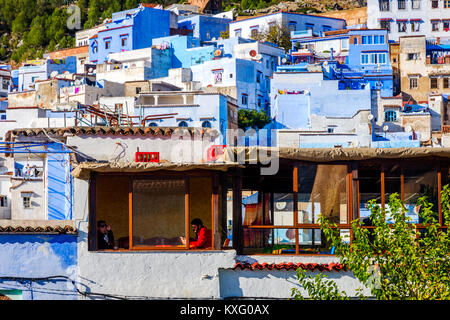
<box><xmin>74</xmin><ymin>79</ymin><xmax>81</xmax><ymax>85</ymax></box>
<box><xmin>368</xmin><ymin>114</ymin><xmax>374</xmax><ymax>121</ymax></box>
<box><xmin>254</xmin><ymin>54</ymin><xmax>262</xmax><ymax>60</ymax></box>
<box><xmin>405</xmin><ymin>125</ymin><xmax>412</xmax><ymax>132</ymax></box>
<box><xmin>432</xmin><ymin>137</ymin><xmax>438</xmax><ymax>144</ymax></box>
<box><xmin>212</xmin><ymin>37</ymin><xmax>216</xmax><ymax>41</ymax></box>
<box><xmin>63</xmin><ymin>71</ymin><xmax>70</xmax><ymax>75</ymax></box>
<box><xmin>383</xmin><ymin>125</ymin><xmax>389</xmax><ymax>132</ymax></box>
<box><xmin>249</xmin><ymin>50</ymin><xmax>257</xmax><ymax>58</ymax></box>
<box><xmin>282</xmin><ymin>57</ymin><xmax>287</xmax><ymax>63</ymax></box>
<box><xmin>50</xmin><ymin>71</ymin><xmax>58</xmax><ymax>78</ymax></box>
<box><xmin>323</xmin><ymin>61</ymin><xmax>328</xmax><ymax>66</ymax></box>
<box><xmin>275</xmin><ymin>202</ymin><xmax>287</xmax><ymax>210</ymax></box>
<box><xmin>88</xmin><ymin>67</ymin><xmax>94</xmax><ymax>73</ymax></box>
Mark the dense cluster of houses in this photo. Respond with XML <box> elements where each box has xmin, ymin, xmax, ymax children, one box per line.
<box><xmin>0</xmin><ymin>0</ymin><xmax>450</xmax><ymax>300</ymax></box>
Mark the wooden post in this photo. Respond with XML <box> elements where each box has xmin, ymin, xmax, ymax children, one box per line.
<box><xmin>351</xmin><ymin>162</ymin><xmax>359</xmax><ymax>222</ymax></box>
<box><xmin>88</xmin><ymin>172</ymin><xmax>97</xmax><ymax>251</ymax></box>
<box><xmin>185</xmin><ymin>176</ymin><xmax>190</xmax><ymax>250</ymax></box>
<box><xmin>438</xmin><ymin>163</ymin><xmax>442</xmax><ymax>226</ymax></box>
<box><xmin>128</xmin><ymin>177</ymin><xmax>133</xmax><ymax>250</ymax></box>
<box><xmin>293</xmin><ymin>165</ymin><xmax>299</xmax><ymax>255</ymax></box>
<box><xmin>232</xmin><ymin>173</ymin><xmax>243</xmax><ymax>254</ymax></box>
<box><xmin>212</xmin><ymin>174</ymin><xmax>220</xmax><ymax>249</ymax></box>
<box><xmin>381</xmin><ymin>166</ymin><xmax>385</xmax><ymax>209</ymax></box>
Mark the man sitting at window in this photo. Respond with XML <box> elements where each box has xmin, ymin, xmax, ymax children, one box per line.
<box><xmin>181</xmin><ymin>218</ymin><xmax>212</xmax><ymax>249</ymax></box>
<box><xmin>97</xmin><ymin>220</ymin><xmax>117</xmax><ymax>250</ymax></box>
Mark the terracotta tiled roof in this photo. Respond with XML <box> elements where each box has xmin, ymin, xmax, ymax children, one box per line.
<box><xmin>0</xmin><ymin>225</ymin><xmax>77</xmax><ymax>234</ymax></box>
<box><xmin>6</xmin><ymin>126</ymin><xmax>219</xmax><ymax>140</ymax></box>
<box><xmin>232</xmin><ymin>262</ymin><xmax>346</xmax><ymax>272</ymax></box>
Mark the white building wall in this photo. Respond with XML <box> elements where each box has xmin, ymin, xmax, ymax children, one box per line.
<box><xmin>66</xmin><ymin>134</ymin><xmax>218</xmax><ymax>164</ymax></box>
<box><xmin>229</xmin><ymin>12</ymin><xmax>346</xmax><ymax>40</ymax></box>
<box><xmin>367</xmin><ymin>0</ymin><xmax>450</xmax><ymax>41</ymax></box>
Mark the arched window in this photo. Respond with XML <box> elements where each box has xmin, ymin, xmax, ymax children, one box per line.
<box><xmin>148</xmin><ymin>122</ymin><xmax>158</xmax><ymax>127</ymax></box>
<box><xmin>178</xmin><ymin>121</ymin><xmax>188</xmax><ymax>127</ymax></box>
<box><xmin>385</xmin><ymin>110</ymin><xmax>397</xmax><ymax>122</ymax></box>
<box><xmin>202</xmin><ymin>120</ymin><xmax>211</xmax><ymax>128</ymax></box>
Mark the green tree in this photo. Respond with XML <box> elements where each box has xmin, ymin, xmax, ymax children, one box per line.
<box><xmin>11</xmin><ymin>11</ymin><xmax>28</xmax><ymax>35</ymax></box>
<box><xmin>293</xmin><ymin>189</ymin><xmax>450</xmax><ymax>300</ymax></box>
<box><xmin>251</xmin><ymin>23</ymin><xmax>291</xmax><ymax>52</ymax></box>
<box><xmin>291</xmin><ymin>269</ymin><xmax>350</xmax><ymax>300</ymax></box>
<box><xmin>238</xmin><ymin>109</ymin><xmax>271</xmax><ymax>130</ymax></box>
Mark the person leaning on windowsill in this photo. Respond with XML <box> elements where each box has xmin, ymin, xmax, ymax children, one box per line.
<box><xmin>180</xmin><ymin>218</ymin><xmax>212</xmax><ymax>249</ymax></box>
<box><xmin>97</xmin><ymin>220</ymin><xmax>118</xmax><ymax>250</ymax></box>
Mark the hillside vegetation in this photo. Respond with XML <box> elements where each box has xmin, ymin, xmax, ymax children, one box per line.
<box><xmin>0</xmin><ymin>0</ymin><xmax>365</xmax><ymax>64</ymax></box>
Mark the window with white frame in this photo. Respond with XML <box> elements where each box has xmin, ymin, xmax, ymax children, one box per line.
<box><xmin>385</xmin><ymin>110</ymin><xmax>397</xmax><ymax>122</ymax></box>
<box><xmin>432</xmin><ymin>20</ymin><xmax>440</xmax><ymax>31</ymax></box>
<box><xmin>362</xmin><ymin>35</ymin><xmax>373</xmax><ymax>44</ymax></box>
<box><xmin>361</xmin><ymin>53</ymin><xmax>370</xmax><ymax>64</ymax></box>
<box><xmin>398</xmin><ymin>21</ymin><xmax>407</xmax><ymax>32</ymax></box>
<box><xmin>241</xmin><ymin>94</ymin><xmax>248</xmax><ymax>106</ymax></box>
<box><xmin>362</xmin><ymin>53</ymin><xmax>387</xmax><ymax>64</ymax></box>
<box><xmin>250</xmin><ymin>26</ymin><xmax>259</xmax><ymax>38</ymax></box>
<box><xmin>430</xmin><ymin>77</ymin><xmax>439</xmax><ymax>89</ymax></box>
<box><xmin>444</xmin><ymin>76</ymin><xmax>450</xmax><ymax>88</ymax></box>
<box><xmin>234</xmin><ymin>29</ymin><xmax>241</xmax><ymax>37</ymax></box>
<box><xmin>409</xmin><ymin>76</ymin><xmax>419</xmax><ymax>89</ymax></box>
<box><xmin>379</xmin><ymin>0</ymin><xmax>390</xmax><ymax>11</ymax></box>
<box><xmin>444</xmin><ymin>20</ymin><xmax>450</xmax><ymax>31</ymax></box>
<box><xmin>408</xmin><ymin>53</ymin><xmax>420</xmax><ymax>60</ymax></box>
<box><xmin>22</xmin><ymin>196</ymin><xmax>31</xmax><ymax>208</ymax></box>
<box><xmin>412</xmin><ymin>0</ymin><xmax>421</xmax><ymax>9</ymax></box>
<box><xmin>411</xmin><ymin>21</ymin><xmax>421</xmax><ymax>32</ymax></box>
<box><xmin>380</xmin><ymin>20</ymin><xmax>391</xmax><ymax>32</ymax></box>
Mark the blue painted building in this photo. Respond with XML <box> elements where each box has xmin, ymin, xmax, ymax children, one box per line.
<box><xmin>270</xmin><ymin>67</ymin><xmax>372</xmax><ymax>130</ymax></box>
<box><xmin>290</xmin><ymin>28</ymin><xmax>394</xmax><ymax>97</ymax></box>
<box><xmin>152</xmin><ymin>35</ymin><xmax>215</xmax><ymax>68</ymax></box>
<box><xmin>0</xmin><ymin>233</ymin><xmax>78</xmax><ymax>300</ymax></box>
<box><xmin>17</xmin><ymin>57</ymin><xmax>77</xmax><ymax>92</ymax></box>
<box><xmin>136</xmin><ymin>91</ymin><xmax>235</xmax><ymax>144</ymax></box>
<box><xmin>178</xmin><ymin>15</ymin><xmax>231</xmax><ymax>42</ymax></box>
<box><xmin>0</xmin><ymin>138</ymin><xmax>76</xmax><ymax>300</ymax></box>
<box><xmin>89</xmin><ymin>4</ymin><xmax>171</xmax><ymax>64</ymax></box>
<box><xmin>191</xmin><ymin>57</ymin><xmax>272</xmax><ymax>111</ymax></box>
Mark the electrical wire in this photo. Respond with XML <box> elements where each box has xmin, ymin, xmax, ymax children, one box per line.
<box><xmin>0</xmin><ymin>276</ymin><xmax>127</xmax><ymax>300</ymax></box>
<box><xmin>0</xmin><ymin>276</ymin><xmax>208</xmax><ymax>300</ymax></box>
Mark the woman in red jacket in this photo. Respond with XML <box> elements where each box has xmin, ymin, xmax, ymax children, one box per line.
<box><xmin>181</xmin><ymin>218</ymin><xmax>212</xmax><ymax>249</ymax></box>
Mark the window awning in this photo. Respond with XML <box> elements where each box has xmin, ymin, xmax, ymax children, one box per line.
<box><xmin>378</xmin><ymin>18</ymin><xmax>392</xmax><ymax>21</ymax></box>
<box><xmin>396</xmin><ymin>19</ymin><xmax>408</xmax><ymax>22</ymax></box>
<box><xmin>71</xmin><ymin>161</ymin><xmax>243</xmax><ymax>180</ymax></box>
<box><xmin>410</xmin><ymin>19</ymin><xmax>422</xmax><ymax>22</ymax></box>
<box><xmin>221</xmin><ymin>146</ymin><xmax>450</xmax><ymax>164</ymax></box>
